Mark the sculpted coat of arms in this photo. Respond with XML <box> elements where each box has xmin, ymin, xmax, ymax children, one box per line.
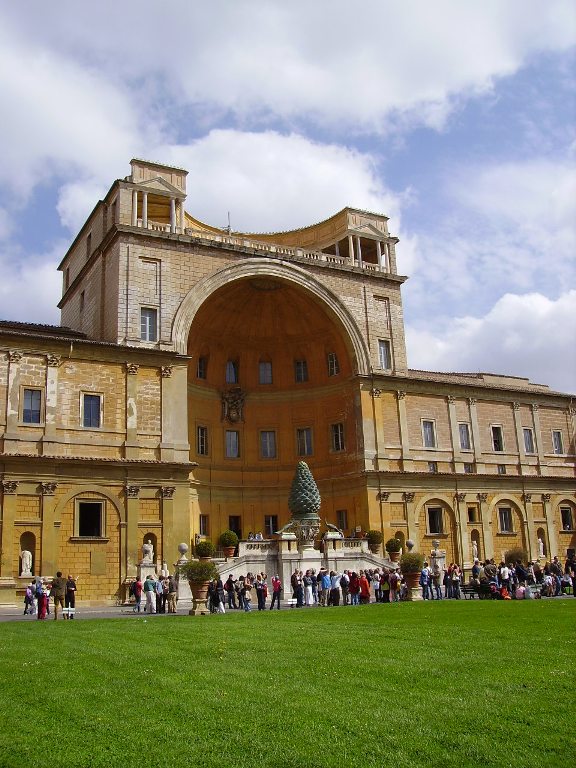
<box><xmin>221</xmin><ymin>387</ymin><xmax>245</xmax><ymax>423</ymax></box>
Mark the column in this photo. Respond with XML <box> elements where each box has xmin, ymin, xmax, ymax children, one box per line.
<box><xmin>388</xmin><ymin>238</ymin><xmax>399</xmax><ymax>273</ymax></box>
<box><xmin>455</xmin><ymin>493</ymin><xmax>470</xmax><ymax>565</ymax></box>
<box><xmin>522</xmin><ymin>493</ymin><xmax>537</xmax><ymax>561</ymax></box>
<box><xmin>125</xmin><ymin>485</ymin><xmax>140</xmax><ymax>579</ymax></box>
<box><xmin>161</xmin><ymin>486</ymin><xmax>177</xmax><ymax>571</ymax></box>
<box><xmin>125</xmin><ymin>363</ymin><xmax>139</xmax><ymax>460</ymax></box>
<box><xmin>160</xmin><ymin>365</ymin><xmax>190</xmax><ymax>462</ymax></box>
<box><xmin>335</xmin><ymin>241</ymin><xmax>340</xmax><ymax>259</ymax></box>
<box><xmin>142</xmin><ymin>192</ymin><xmax>148</xmax><ymax>228</ymax></box>
<box><xmin>0</xmin><ymin>481</ymin><xmax>19</xmax><ymax>578</ymax></box>
<box><xmin>40</xmin><ymin>482</ymin><xmax>58</xmax><ymax>577</ymax></box>
<box><xmin>376</xmin><ymin>241</ymin><xmax>383</xmax><ymax>270</ymax></box>
<box><xmin>541</xmin><ymin>494</ymin><xmax>558</xmax><ymax>560</ymax></box>
<box><xmin>132</xmin><ymin>190</ymin><xmax>138</xmax><ymax>226</ymax></box>
<box><xmin>396</xmin><ymin>391</ymin><xmax>413</xmax><ymax>471</ymax></box>
<box><xmin>170</xmin><ymin>198</ymin><xmax>176</xmax><ymax>233</ymax></box>
<box><xmin>178</xmin><ymin>200</ymin><xmax>185</xmax><ymax>231</ymax></box>
<box><xmin>447</xmin><ymin>395</ymin><xmax>462</xmax><ymax>472</ymax></box>
<box><xmin>531</xmin><ymin>404</ymin><xmax>545</xmax><ymax>475</ymax></box>
<box><xmin>404</xmin><ymin>492</ymin><xmax>418</xmax><ymax>549</ymax></box>
<box><xmin>356</xmin><ymin>236</ymin><xmax>363</xmax><ymax>267</ymax></box>
<box><xmin>477</xmin><ymin>493</ymin><xmax>493</xmax><ymax>560</ymax></box>
<box><xmin>512</xmin><ymin>402</ymin><xmax>525</xmax><ymax>472</ymax></box>
<box><xmin>348</xmin><ymin>235</ymin><xmax>355</xmax><ymax>266</ymax></box>
<box><xmin>468</xmin><ymin>398</ymin><xmax>484</xmax><ymax>472</ymax></box>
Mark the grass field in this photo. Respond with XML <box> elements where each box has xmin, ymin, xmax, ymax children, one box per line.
<box><xmin>0</xmin><ymin>600</ymin><xmax>573</xmax><ymax>768</ymax></box>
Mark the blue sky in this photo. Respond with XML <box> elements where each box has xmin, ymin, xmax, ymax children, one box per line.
<box><xmin>0</xmin><ymin>1</ymin><xmax>575</xmax><ymax>392</ymax></box>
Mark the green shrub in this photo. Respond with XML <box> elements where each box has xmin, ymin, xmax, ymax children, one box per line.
<box><xmin>195</xmin><ymin>539</ymin><xmax>215</xmax><ymax>558</ymax></box>
<box><xmin>178</xmin><ymin>559</ymin><xmax>219</xmax><ymax>583</ymax></box>
<box><xmin>400</xmin><ymin>551</ymin><xmax>425</xmax><ymax>573</ymax></box>
<box><xmin>366</xmin><ymin>529</ymin><xmax>383</xmax><ymax>551</ymax></box>
<box><xmin>218</xmin><ymin>529</ymin><xmax>239</xmax><ymax>548</ymax></box>
<box><xmin>385</xmin><ymin>537</ymin><xmax>402</xmax><ymax>553</ymax></box>
<box><xmin>504</xmin><ymin>546</ymin><xmax>528</xmax><ymax>565</ymax></box>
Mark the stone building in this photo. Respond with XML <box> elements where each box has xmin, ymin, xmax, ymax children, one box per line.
<box><xmin>1</xmin><ymin>158</ymin><xmax>574</xmax><ymax>603</ymax></box>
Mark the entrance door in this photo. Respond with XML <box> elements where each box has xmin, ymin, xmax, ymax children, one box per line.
<box><xmin>228</xmin><ymin>516</ymin><xmax>242</xmax><ymax>540</ymax></box>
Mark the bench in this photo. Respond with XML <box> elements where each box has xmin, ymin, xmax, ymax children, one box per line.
<box><xmin>461</xmin><ymin>582</ymin><xmax>493</xmax><ymax>599</ymax></box>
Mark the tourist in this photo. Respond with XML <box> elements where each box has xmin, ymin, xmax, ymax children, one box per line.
<box><xmin>432</xmin><ymin>564</ymin><xmax>442</xmax><ymax>600</ymax></box>
<box><xmin>303</xmin><ymin>570</ymin><xmax>314</xmax><ymax>607</ymax></box>
<box><xmin>329</xmin><ymin>570</ymin><xmax>342</xmax><ymax>606</ymax></box>
<box><xmin>132</xmin><ymin>577</ymin><xmax>143</xmax><ymax>613</ymax></box>
<box><xmin>349</xmin><ymin>572</ymin><xmax>360</xmax><ymax>605</ymax></box>
<box><xmin>143</xmin><ymin>574</ymin><xmax>156</xmax><ymax>613</ymax></box>
<box><xmin>65</xmin><ymin>574</ymin><xmax>77</xmax><ymax>619</ymax></box>
<box><xmin>319</xmin><ymin>569</ymin><xmax>331</xmax><ymax>607</ymax></box>
<box><xmin>255</xmin><ymin>574</ymin><xmax>267</xmax><ymax>610</ymax></box>
<box><xmin>23</xmin><ymin>583</ymin><xmax>34</xmax><ymax>615</ymax></box>
<box><xmin>51</xmin><ymin>571</ymin><xmax>67</xmax><ymax>620</ymax></box>
<box><xmin>270</xmin><ymin>575</ymin><xmax>282</xmax><ymax>609</ymax></box>
<box><xmin>236</xmin><ymin>577</ymin><xmax>245</xmax><ymax>610</ymax></box>
<box><xmin>389</xmin><ymin>569</ymin><xmax>399</xmax><ymax>602</ymax></box>
<box><xmin>225</xmin><ymin>574</ymin><xmax>237</xmax><ymax>609</ymax></box>
<box><xmin>254</xmin><ymin>531</ymin><xmax>263</xmax><ymax>541</ymax></box>
<box><xmin>359</xmin><ymin>571</ymin><xmax>370</xmax><ymax>604</ymax></box>
<box><xmin>372</xmin><ymin>569</ymin><xmax>382</xmax><ymax>602</ymax></box>
<box><xmin>419</xmin><ymin>562</ymin><xmax>432</xmax><ymax>600</ymax></box>
<box><xmin>499</xmin><ymin>562</ymin><xmax>510</xmax><ymax>593</ymax></box>
<box><xmin>167</xmin><ymin>575</ymin><xmax>178</xmax><ymax>613</ymax></box>
<box><xmin>36</xmin><ymin>581</ymin><xmax>48</xmax><ymax>620</ymax></box>
<box><xmin>291</xmin><ymin>570</ymin><xmax>303</xmax><ymax>607</ymax></box>
<box><xmin>243</xmin><ymin>576</ymin><xmax>252</xmax><ymax>612</ymax></box>
<box><xmin>451</xmin><ymin>564</ymin><xmax>462</xmax><ymax>599</ymax></box>
<box><xmin>247</xmin><ymin>532</ymin><xmax>255</xmax><ymax>541</ymax></box>
<box><xmin>340</xmin><ymin>570</ymin><xmax>350</xmax><ymax>605</ymax></box>
<box><xmin>311</xmin><ymin>568</ymin><xmax>318</xmax><ymax>605</ymax></box>
<box><xmin>381</xmin><ymin>569</ymin><xmax>391</xmax><ymax>603</ymax></box>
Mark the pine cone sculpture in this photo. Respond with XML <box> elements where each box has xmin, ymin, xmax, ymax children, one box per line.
<box><xmin>288</xmin><ymin>461</ymin><xmax>321</xmax><ymax>520</ymax></box>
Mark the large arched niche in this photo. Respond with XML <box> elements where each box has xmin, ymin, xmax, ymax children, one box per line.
<box><xmin>172</xmin><ymin>259</ymin><xmax>370</xmax><ymax>373</ymax></box>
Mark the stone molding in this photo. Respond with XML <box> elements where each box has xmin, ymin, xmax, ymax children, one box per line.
<box><xmin>1</xmin><ymin>480</ymin><xmax>19</xmax><ymax>494</ymax></box>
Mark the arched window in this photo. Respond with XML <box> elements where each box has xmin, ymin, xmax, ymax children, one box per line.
<box><xmin>225</xmin><ymin>359</ymin><xmax>239</xmax><ymax>384</ymax></box>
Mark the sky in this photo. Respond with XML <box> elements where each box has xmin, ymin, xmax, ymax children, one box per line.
<box><xmin>0</xmin><ymin>1</ymin><xmax>575</xmax><ymax>393</ymax></box>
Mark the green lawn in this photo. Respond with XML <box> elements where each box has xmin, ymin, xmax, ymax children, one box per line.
<box><xmin>0</xmin><ymin>600</ymin><xmax>573</xmax><ymax>768</ymax></box>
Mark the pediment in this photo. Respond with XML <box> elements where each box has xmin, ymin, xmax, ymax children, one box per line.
<box><xmin>135</xmin><ymin>176</ymin><xmax>185</xmax><ymax>197</ymax></box>
<box><xmin>349</xmin><ymin>222</ymin><xmax>387</xmax><ymax>238</ymax></box>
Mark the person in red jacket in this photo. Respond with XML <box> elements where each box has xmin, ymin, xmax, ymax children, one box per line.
<box><xmin>359</xmin><ymin>571</ymin><xmax>371</xmax><ymax>604</ymax></box>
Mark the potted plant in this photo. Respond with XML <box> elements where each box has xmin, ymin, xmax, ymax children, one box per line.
<box><xmin>218</xmin><ymin>529</ymin><xmax>239</xmax><ymax>558</ymax></box>
<box><xmin>385</xmin><ymin>537</ymin><xmax>402</xmax><ymax>562</ymax></box>
<box><xmin>400</xmin><ymin>551</ymin><xmax>425</xmax><ymax>595</ymax></box>
<box><xmin>178</xmin><ymin>559</ymin><xmax>219</xmax><ymax>615</ymax></box>
<box><xmin>195</xmin><ymin>539</ymin><xmax>215</xmax><ymax>560</ymax></box>
<box><xmin>366</xmin><ymin>529</ymin><xmax>383</xmax><ymax>554</ymax></box>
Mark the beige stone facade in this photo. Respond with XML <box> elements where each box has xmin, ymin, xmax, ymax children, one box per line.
<box><xmin>1</xmin><ymin>158</ymin><xmax>574</xmax><ymax>603</ymax></box>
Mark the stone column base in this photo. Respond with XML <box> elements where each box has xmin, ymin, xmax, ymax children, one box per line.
<box><xmin>0</xmin><ymin>577</ymin><xmax>17</xmax><ymax>606</ymax></box>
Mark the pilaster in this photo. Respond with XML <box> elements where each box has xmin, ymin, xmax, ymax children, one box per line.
<box><xmin>404</xmin><ymin>492</ymin><xmax>417</xmax><ymax>548</ymax></box>
<box><xmin>125</xmin><ymin>363</ymin><xmax>140</xmax><ymax>459</ymax></box>
<box><xmin>40</xmin><ymin>482</ymin><xmax>58</xmax><ymax>576</ymax></box>
<box><xmin>396</xmin><ymin>391</ymin><xmax>413</xmax><ymax>471</ymax></box>
<box><xmin>0</xmin><ymin>481</ymin><xmax>19</xmax><ymax>577</ymax></box>
<box><xmin>468</xmin><ymin>398</ymin><xmax>484</xmax><ymax>472</ymax></box>
<box><xmin>522</xmin><ymin>493</ymin><xmax>537</xmax><ymax>561</ymax></box>
<box><xmin>160</xmin><ymin>364</ymin><xmax>190</xmax><ymax>461</ymax></box>
<box><xmin>125</xmin><ymin>485</ymin><xmax>140</xmax><ymax>578</ymax></box>
<box><xmin>454</xmin><ymin>493</ymin><xmax>469</xmax><ymax>564</ymax></box>
<box><xmin>477</xmin><ymin>493</ymin><xmax>493</xmax><ymax>559</ymax></box>
<box><xmin>447</xmin><ymin>396</ymin><xmax>462</xmax><ymax>471</ymax></box>
<box><xmin>541</xmin><ymin>494</ymin><xmax>558</xmax><ymax>560</ymax></box>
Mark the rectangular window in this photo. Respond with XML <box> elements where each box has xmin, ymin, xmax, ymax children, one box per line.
<box><xmin>336</xmin><ymin>509</ymin><xmax>348</xmax><ymax>531</ymax></box>
<box><xmin>523</xmin><ymin>428</ymin><xmax>535</xmax><ymax>454</ymax></box>
<box><xmin>260</xmin><ymin>430</ymin><xmax>277</xmax><ymax>459</ymax></box>
<box><xmin>331</xmin><ymin>423</ymin><xmax>345</xmax><ymax>452</ymax></box>
<box><xmin>294</xmin><ymin>359</ymin><xmax>308</xmax><ymax>383</ymax></box>
<box><xmin>467</xmin><ymin>507</ymin><xmax>477</xmax><ymax>523</ymax></box>
<box><xmin>259</xmin><ymin>361</ymin><xmax>273</xmax><ymax>384</ymax></box>
<box><xmin>197</xmin><ymin>426</ymin><xmax>209</xmax><ymax>456</ymax></box>
<box><xmin>22</xmin><ymin>388</ymin><xmax>42</xmax><ymax>424</ymax></box>
<box><xmin>561</xmin><ymin>507</ymin><xmax>573</xmax><ymax>530</ymax></box>
<box><xmin>491</xmin><ymin>425</ymin><xmax>504</xmax><ymax>452</ymax></box>
<box><xmin>427</xmin><ymin>507</ymin><xmax>443</xmax><ymax>534</ymax></box>
<box><xmin>497</xmin><ymin>464</ymin><xmax>507</xmax><ymax>475</ymax></box>
<box><xmin>226</xmin><ymin>360</ymin><xmax>238</xmax><ymax>384</ymax></box>
<box><xmin>459</xmin><ymin>423</ymin><xmax>471</xmax><ymax>451</ymax></box>
<box><xmin>82</xmin><ymin>393</ymin><xmax>102</xmax><ymax>429</ymax></box>
<box><xmin>327</xmin><ymin>352</ymin><xmax>340</xmax><ymax>377</ymax></box>
<box><xmin>199</xmin><ymin>514</ymin><xmax>209</xmax><ymax>536</ymax></box>
<box><xmin>264</xmin><ymin>515</ymin><xmax>278</xmax><ymax>537</ymax></box>
<box><xmin>499</xmin><ymin>507</ymin><xmax>513</xmax><ymax>533</ymax></box>
<box><xmin>76</xmin><ymin>501</ymin><xmax>104</xmax><ymax>537</ymax></box>
<box><xmin>552</xmin><ymin>430</ymin><xmax>564</xmax><ymax>455</ymax></box>
<box><xmin>225</xmin><ymin>430</ymin><xmax>240</xmax><ymax>458</ymax></box>
<box><xmin>378</xmin><ymin>339</ymin><xmax>391</xmax><ymax>370</ymax></box>
<box><xmin>422</xmin><ymin>420</ymin><xmax>436</xmax><ymax>448</ymax></box>
<box><xmin>197</xmin><ymin>356</ymin><xmax>208</xmax><ymax>380</ymax></box>
<box><xmin>464</xmin><ymin>462</ymin><xmax>474</xmax><ymax>474</ymax></box>
<box><xmin>140</xmin><ymin>307</ymin><xmax>158</xmax><ymax>342</ymax></box>
<box><xmin>428</xmin><ymin>461</ymin><xmax>438</xmax><ymax>473</ymax></box>
<box><xmin>296</xmin><ymin>427</ymin><xmax>313</xmax><ymax>456</ymax></box>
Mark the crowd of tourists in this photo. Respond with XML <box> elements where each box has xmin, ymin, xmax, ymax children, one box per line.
<box><xmin>128</xmin><ymin>574</ymin><xmax>178</xmax><ymax>614</ymax></box>
<box><xmin>23</xmin><ymin>572</ymin><xmax>77</xmax><ymax>619</ymax></box>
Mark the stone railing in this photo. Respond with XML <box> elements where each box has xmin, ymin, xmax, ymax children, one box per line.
<box><xmin>238</xmin><ymin>540</ymin><xmax>279</xmax><ymax>557</ymax></box>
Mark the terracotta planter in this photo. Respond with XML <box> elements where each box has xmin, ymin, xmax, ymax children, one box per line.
<box><xmin>388</xmin><ymin>551</ymin><xmax>400</xmax><ymax>562</ymax></box>
<box><xmin>404</xmin><ymin>571</ymin><xmax>420</xmax><ymax>589</ymax></box>
<box><xmin>188</xmin><ymin>580</ymin><xmax>210</xmax><ymax>615</ymax></box>
<box><xmin>223</xmin><ymin>546</ymin><xmax>236</xmax><ymax>558</ymax></box>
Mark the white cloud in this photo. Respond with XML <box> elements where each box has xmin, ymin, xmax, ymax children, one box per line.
<box><xmin>0</xmin><ymin>243</ymin><xmax>62</xmax><ymax>325</ymax></box>
<box><xmin>406</xmin><ymin>291</ymin><xmax>576</xmax><ymax>394</ymax></box>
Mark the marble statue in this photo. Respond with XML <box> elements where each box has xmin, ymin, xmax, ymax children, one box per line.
<box><xmin>142</xmin><ymin>539</ymin><xmax>154</xmax><ymax>564</ymax></box>
<box><xmin>537</xmin><ymin>536</ymin><xmax>544</xmax><ymax>558</ymax></box>
<box><xmin>20</xmin><ymin>549</ymin><xmax>32</xmax><ymax>577</ymax></box>
<box><xmin>472</xmin><ymin>540</ymin><xmax>478</xmax><ymax>560</ymax></box>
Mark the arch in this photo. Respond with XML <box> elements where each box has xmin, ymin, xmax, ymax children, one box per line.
<box><xmin>19</xmin><ymin>532</ymin><xmax>36</xmax><ymax>576</ymax></box>
<box><xmin>470</xmin><ymin>528</ymin><xmax>481</xmax><ymax>561</ymax></box>
<box><xmin>394</xmin><ymin>530</ymin><xmax>406</xmax><ymax>552</ymax></box>
<box><xmin>536</xmin><ymin>527</ymin><xmax>547</xmax><ymax>558</ymax></box>
<box><xmin>54</xmin><ymin>486</ymin><xmax>125</xmax><ymax>524</ymax></box>
<box><xmin>488</xmin><ymin>494</ymin><xmax>526</xmax><ymax>525</ymax></box>
<box><xmin>171</xmin><ymin>259</ymin><xmax>371</xmax><ymax>373</ymax></box>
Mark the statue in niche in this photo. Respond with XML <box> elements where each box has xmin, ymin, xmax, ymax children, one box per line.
<box><xmin>537</xmin><ymin>536</ymin><xmax>545</xmax><ymax>558</ymax></box>
<box><xmin>142</xmin><ymin>539</ymin><xmax>154</xmax><ymax>564</ymax></box>
<box><xmin>471</xmin><ymin>540</ymin><xmax>478</xmax><ymax>560</ymax></box>
<box><xmin>20</xmin><ymin>550</ymin><xmax>33</xmax><ymax>577</ymax></box>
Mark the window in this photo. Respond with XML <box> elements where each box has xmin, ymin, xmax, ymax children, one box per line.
<box><xmin>491</xmin><ymin>425</ymin><xmax>504</xmax><ymax>452</ymax></box>
<box><xmin>260</xmin><ymin>430</ymin><xmax>277</xmax><ymax>459</ymax></box>
<box><xmin>76</xmin><ymin>501</ymin><xmax>104</xmax><ymax>537</ymax></box>
<box><xmin>428</xmin><ymin>461</ymin><xmax>438</xmax><ymax>473</ymax></box>
<box><xmin>523</xmin><ymin>428</ymin><xmax>535</xmax><ymax>454</ymax></box>
<box><xmin>499</xmin><ymin>507</ymin><xmax>513</xmax><ymax>533</ymax></box>
<box><xmin>296</xmin><ymin>427</ymin><xmax>313</xmax><ymax>456</ymax></box>
<box><xmin>552</xmin><ymin>430</ymin><xmax>564</xmax><ymax>455</ymax></box>
<box><xmin>378</xmin><ymin>339</ymin><xmax>391</xmax><ymax>370</ymax></box>
<box><xmin>264</xmin><ymin>515</ymin><xmax>278</xmax><ymax>537</ymax></box>
<box><xmin>259</xmin><ymin>361</ymin><xmax>273</xmax><ymax>385</ymax></box>
<box><xmin>225</xmin><ymin>360</ymin><xmax>238</xmax><ymax>384</ymax></box>
<box><xmin>197</xmin><ymin>426</ymin><xmax>209</xmax><ymax>456</ymax></box>
<box><xmin>464</xmin><ymin>463</ymin><xmax>474</xmax><ymax>474</ymax></box>
<box><xmin>331</xmin><ymin>423</ymin><xmax>345</xmax><ymax>452</ymax></box>
<box><xmin>199</xmin><ymin>514</ymin><xmax>209</xmax><ymax>536</ymax></box>
<box><xmin>228</xmin><ymin>516</ymin><xmax>241</xmax><ymax>538</ymax></box>
<box><xmin>140</xmin><ymin>308</ymin><xmax>158</xmax><ymax>342</ymax></box>
<box><xmin>467</xmin><ymin>507</ymin><xmax>477</xmax><ymax>523</ymax></box>
<box><xmin>422</xmin><ymin>420</ymin><xmax>436</xmax><ymax>448</ymax></box>
<box><xmin>197</xmin><ymin>356</ymin><xmax>208</xmax><ymax>380</ymax></box>
<box><xmin>225</xmin><ymin>430</ymin><xmax>240</xmax><ymax>458</ymax></box>
<box><xmin>82</xmin><ymin>393</ymin><xmax>102</xmax><ymax>428</ymax></box>
<box><xmin>497</xmin><ymin>464</ymin><xmax>507</xmax><ymax>475</ymax></box>
<box><xmin>327</xmin><ymin>352</ymin><xmax>340</xmax><ymax>377</ymax></box>
<box><xmin>22</xmin><ymin>388</ymin><xmax>42</xmax><ymax>424</ymax></box>
<box><xmin>427</xmin><ymin>507</ymin><xmax>443</xmax><ymax>534</ymax></box>
<box><xmin>336</xmin><ymin>509</ymin><xmax>348</xmax><ymax>531</ymax></box>
<box><xmin>294</xmin><ymin>359</ymin><xmax>308</xmax><ymax>383</ymax></box>
<box><xmin>561</xmin><ymin>507</ymin><xmax>573</xmax><ymax>530</ymax></box>
<box><xmin>459</xmin><ymin>423</ymin><xmax>471</xmax><ymax>451</ymax></box>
